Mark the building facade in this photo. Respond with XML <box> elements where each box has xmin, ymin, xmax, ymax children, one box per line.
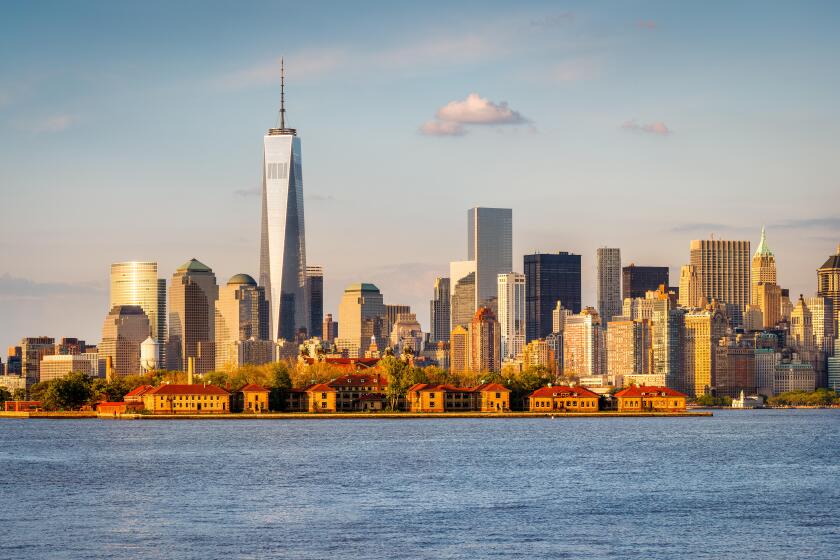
<box><xmin>622</xmin><ymin>265</ymin><xmax>669</xmax><ymax>300</ymax></box>
<box><xmin>497</xmin><ymin>272</ymin><xmax>526</xmax><ymax>360</ymax></box>
<box><xmin>100</xmin><ymin>306</ymin><xmax>150</xmax><ymax>376</ymax></box>
<box><xmin>563</xmin><ymin>308</ymin><xmax>604</xmax><ymax>377</ymax></box>
<box><xmin>167</xmin><ymin>259</ymin><xmax>218</xmax><ymax>373</ymax></box>
<box><xmin>449</xmin><ymin>325</ymin><xmax>470</xmax><ymax>374</ymax></box>
<box><xmin>468</xmin><ymin>207</ymin><xmax>512</xmax><ymax>312</ymax></box>
<box><xmin>337</xmin><ymin>283</ymin><xmax>386</xmax><ymax>357</ymax></box>
<box><xmin>596</xmin><ymin>247</ymin><xmax>622</xmax><ymax>325</ymax></box>
<box><xmin>429</xmin><ymin>277</ymin><xmax>451</xmax><ymax>343</ymax></box>
<box><xmin>689</xmin><ymin>239</ymin><xmax>751</xmax><ymax>326</ymax></box>
<box><xmin>110</xmin><ymin>261</ymin><xmax>166</xmax><ymax>363</ymax></box>
<box><xmin>449</xmin><ymin>260</ymin><xmax>476</xmax><ymax>330</ymax></box>
<box><xmin>214</xmin><ymin>274</ymin><xmax>271</xmax><ymax>370</ymax></box>
<box><xmin>469</xmin><ymin>307</ymin><xmax>501</xmax><ymax>373</ymax></box>
<box><xmin>307</xmin><ymin>266</ymin><xmax>324</xmax><ymax>338</ymax></box>
<box><xmin>683</xmin><ymin>306</ymin><xmax>728</xmax><ymax>397</ymax></box>
<box><xmin>525</xmin><ymin>252</ymin><xmax>582</xmax><ymax>341</ymax></box>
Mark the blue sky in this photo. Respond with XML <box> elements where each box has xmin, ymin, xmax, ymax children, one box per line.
<box><xmin>1</xmin><ymin>1</ymin><xmax>839</xmax><ymax>351</ymax></box>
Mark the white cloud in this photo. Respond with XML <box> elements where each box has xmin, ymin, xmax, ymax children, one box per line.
<box><xmin>436</xmin><ymin>93</ymin><xmax>526</xmax><ymax>125</ymax></box>
<box><xmin>419</xmin><ymin>120</ymin><xmax>465</xmax><ymax>136</ymax></box>
<box><xmin>621</xmin><ymin>120</ymin><xmax>671</xmax><ymax>135</ymax></box>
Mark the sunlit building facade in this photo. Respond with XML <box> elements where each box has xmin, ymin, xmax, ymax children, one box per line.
<box><xmin>468</xmin><ymin>207</ymin><xmax>512</xmax><ymax>313</ymax></box>
<box><xmin>497</xmin><ymin>272</ymin><xmax>526</xmax><ymax>360</ymax></box>
<box><xmin>110</xmin><ymin>261</ymin><xmax>166</xmax><ymax>363</ymax></box>
<box><xmin>689</xmin><ymin>239</ymin><xmax>751</xmax><ymax>326</ymax></box>
<box><xmin>168</xmin><ymin>259</ymin><xmax>218</xmax><ymax>373</ymax></box>
<box><xmin>596</xmin><ymin>247</ymin><xmax>622</xmax><ymax>325</ymax></box>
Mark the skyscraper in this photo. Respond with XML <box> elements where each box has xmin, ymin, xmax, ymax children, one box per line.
<box><xmin>110</xmin><ymin>261</ymin><xmax>166</xmax><ymax>363</ymax></box>
<box><xmin>684</xmin><ymin>305</ymin><xmax>728</xmax><ymax>397</ymax></box>
<box><xmin>100</xmin><ymin>305</ymin><xmax>150</xmax><ymax>376</ymax></box>
<box><xmin>497</xmin><ymin>272</ymin><xmax>526</xmax><ymax>360</ymax></box>
<box><xmin>563</xmin><ymin>308</ymin><xmax>604</xmax><ymax>377</ymax></box>
<box><xmin>622</xmin><ymin>265</ymin><xmax>669</xmax><ymax>300</ymax></box>
<box><xmin>596</xmin><ymin>248</ymin><xmax>621</xmax><ymax>325</ymax></box>
<box><xmin>524</xmin><ymin>252</ymin><xmax>581</xmax><ymax>341</ymax></box>
<box><xmin>260</xmin><ymin>61</ymin><xmax>309</xmax><ymax>341</ymax></box>
<box><xmin>429</xmin><ymin>277</ymin><xmax>451</xmax><ymax>343</ymax></box>
<box><xmin>167</xmin><ymin>259</ymin><xmax>218</xmax><ymax>373</ymax></box>
<box><xmin>678</xmin><ymin>264</ymin><xmax>700</xmax><ymax>308</ymax></box>
<box><xmin>307</xmin><ymin>266</ymin><xmax>324</xmax><ymax>338</ymax></box>
<box><xmin>337</xmin><ymin>283</ymin><xmax>386</xmax><ymax>356</ymax></box>
<box><xmin>20</xmin><ymin>336</ymin><xmax>55</xmax><ymax>386</ymax></box>
<box><xmin>322</xmin><ymin>313</ymin><xmax>338</xmax><ymax>343</ymax></box>
<box><xmin>468</xmin><ymin>207</ymin><xmax>512</xmax><ymax>312</ymax></box>
<box><xmin>607</xmin><ymin>318</ymin><xmax>651</xmax><ymax>377</ymax></box>
<box><xmin>450</xmin><ymin>325</ymin><xmax>470</xmax><ymax>374</ymax></box>
<box><xmin>469</xmin><ymin>307</ymin><xmax>501</xmax><ymax>373</ymax></box>
<box><xmin>385</xmin><ymin>304</ymin><xmax>411</xmax><ymax>339</ymax></box>
<box><xmin>817</xmin><ymin>244</ymin><xmax>840</xmax><ymax>332</ymax></box>
<box><xmin>450</xmin><ymin>260</ymin><xmax>476</xmax><ymax>330</ymax></box>
<box><xmin>215</xmin><ymin>274</ymin><xmax>271</xmax><ymax>370</ymax></box>
<box><xmin>751</xmin><ymin>227</ymin><xmax>777</xmax><ymax>299</ymax></box>
<box><xmin>689</xmin><ymin>239</ymin><xmax>751</xmax><ymax>326</ymax></box>
<box><xmin>650</xmin><ymin>288</ymin><xmax>686</xmax><ymax>392</ymax></box>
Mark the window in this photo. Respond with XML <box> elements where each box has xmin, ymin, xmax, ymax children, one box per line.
<box><xmin>495</xmin><ymin>393</ymin><xmax>501</xmax><ymax>398</ymax></box>
<box><xmin>321</xmin><ymin>402</ymin><xmax>326</xmax><ymax>409</ymax></box>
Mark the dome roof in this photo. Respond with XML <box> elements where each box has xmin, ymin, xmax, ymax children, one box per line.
<box><xmin>227</xmin><ymin>273</ymin><xmax>257</xmax><ymax>286</ymax></box>
<box><xmin>819</xmin><ymin>244</ymin><xmax>840</xmax><ymax>270</ymax></box>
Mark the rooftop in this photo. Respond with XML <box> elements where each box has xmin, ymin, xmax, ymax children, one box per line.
<box><xmin>614</xmin><ymin>386</ymin><xmax>687</xmax><ymax>398</ymax></box>
<box><xmin>529</xmin><ymin>385</ymin><xmax>599</xmax><ymax>399</ymax></box>
<box><xmin>176</xmin><ymin>258</ymin><xmax>213</xmax><ymax>273</ymax></box>
<box><xmin>146</xmin><ymin>384</ymin><xmax>230</xmax><ymax>396</ymax></box>
<box><xmin>227</xmin><ymin>273</ymin><xmax>257</xmax><ymax>286</ymax></box>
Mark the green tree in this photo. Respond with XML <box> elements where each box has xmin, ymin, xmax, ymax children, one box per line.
<box><xmin>269</xmin><ymin>362</ymin><xmax>293</xmax><ymax>411</ymax></box>
<box><xmin>0</xmin><ymin>387</ymin><xmax>12</xmax><ymax>404</ymax></box>
<box><xmin>380</xmin><ymin>355</ymin><xmax>410</xmax><ymax>410</ymax></box>
<box><xmin>42</xmin><ymin>371</ymin><xmax>93</xmax><ymax>410</ymax></box>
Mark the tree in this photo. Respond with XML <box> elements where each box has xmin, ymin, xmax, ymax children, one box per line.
<box><xmin>380</xmin><ymin>355</ymin><xmax>410</xmax><ymax>411</ymax></box>
<box><xmin>42</xmin><ymin>371</ymin><xmax>93</xmax><ymax>410</ymax></box>
<box><xmin>0</xmin><ymin>387</ymin><xmax>12</xmax><ymax>404</ymax></box>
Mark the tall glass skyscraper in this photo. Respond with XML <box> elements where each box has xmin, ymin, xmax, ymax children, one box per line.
<box><xmin>259</xmin><ymin>64</ymin><xmax>309</xmax><ymax>341</ymax></box>
<box><xmin>468</xmin><ymin>207</ymin><xmax>512</xmax><ymax>312</ymax></box>
<box><xmin>109</xmin><ymin>261</ymin><xmax>166</xmax><ymax>363</ymax></box>
<box><xmin>524</xmin><ymin>252</ymin><xmax>581</xmax><ymax>341</ymax></box>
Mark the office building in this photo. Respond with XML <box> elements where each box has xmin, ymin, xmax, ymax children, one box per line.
<box><xmin>168</xmin><ymin>259</ymin><xmax>218</xmax><ymax>373</ymax></box>
<box><xmin>689</xmin><ymin>239</ymin><xmax>751</xmax><ymax>326</ymax></box>
<box><xmin>552</xmin><ymin>300</ymin><xmax>571</xmax><ymax>334</ymax></box>
<box><xmin>678</xmin><ymin>264</ymin><xmax>700</xmax><ymax>308</ymax></box>
<box><xmin>110</xmin><ymin>261</ymin><xmax>166</xmax><ymax>363</ymax></box>
<box><xmin>622</xmin><ymin>265</ymin><xmax>669</xmax><ymax>300</ymax></box>
<box><xmin>429</xmin><ymin>277</ymin><xmax>451</xmax><ymax>343</ymax></box>
<box><xmin>563</xmin><ymin>308</ymin><xmax>604</xmax><ymax>377</ymax></box>
<box><xmin>338</xmin><ymin>283</ymin><xmax>386</xmax><ymax>356</ymax></box>
<box><xmin>20</xmin><ymin>337</ymin><xmax>55</xmax><ymax>386</ymax></box>
<box><xmin>525</xmin><ymin>252</ymin><xmax>581</xmax><ymax>341</ymax></box>
<box><xmin>307</xmin><ymin>266</ymin><xmax>324</xmax><ymax>338</ymax></box>
<box><xmin>469</xmin><ymin>307</ymin><xmax>501</xmax><ymax>373</ymax></box>
<box><xmin>385</xmin><ymin>304</ymin><xmax>411</xmax><ymax>340</ymax></box>
<box><xmin>450</xmin><ymin>325</ymin><xmax>470</xmax><ymax>374</ymax></box>
<box><xmin>390</xmin><ymin>313</ymin><xmax>424</xmax><ymax>355</ymax></box>
<box><xmin>55</xmin><ymin>338</ymin><xmax>87</xmax><ymax>355</ymax></box>
<box><xmin>817</xmin><ymin>244</ymin><xmax>840</xmax><ymax>332</ymax></box>
<box><xmin>773</xmin><ymin>350</ymin><xmax>816</xmax><ymax>393</ymax></box>
<box><xmin>828</xmin><ymin>339</ymin><xmax>840</xmax><ymax>391</ymax></box>
<box><xmin>522</xmin><ymin>339</ymin><xmax>556</xmax><ymax>373</ymax></box>
<box><xmin>790</xmin><ymin>295</ymin><xmax>814</xmax><ymax>351</ymax></box>
<box><xmin>751</xmin><ymin>227</ymin><xmax>777</xmax><ymax>300</ymax></box>
<box><xmin>322</xmin><ymin>313</ymin><xmax>338</xmax><ymax>343</ymax></box>
<box><xmin>215</xmin><ymin>274</ymin><xmax>271</xmax><ymax>370</ymax></box>
<box><xmin>39</xmin><ymin>353</ymin><xmax>102</xmax><ymax>382</ymax></box>
<box><xmin>450</xmin><ymin>260</ymin><xmax>476</xmax><ymax>330</ymax></box>
<box><xmin>468</xmin><ymin>207</ymin><xmax>512</xmax><ymax>312</ymax></box>
<box><xmin>754</xmin><ymin>282</ymin><xmax>782</xmax><ymax>329</ymax></box>
<box><xmin>684</xmin><ymin>306</ymin><xmax>728</xmax><ymax>397</ymax></box>
<box><xmin>650</xmin><ymin>288</ymin><xmax>686</xmax><ymax>392</ymax></box>
<box><xmin>99</xmin><ymin>305</ymin><xmax>151</xmax><ymax>376</ymax></box>
<box><xmin>596</xmin><ymin>248</ymin><xmax>622</xmax><ymax>325</ymax></box>
<box><xmin>805</xmin><ymin>296</ymin><xmax>834</xmax><ymax>353</ymax></box>
<box><xmin>259</xmin><ymin>63</ymin><xmax>309</xmax><ymax>341</ymax></box>
<box><xmin>714</xmin><ymin>335</ymin><xmax>757</xmax><ymax>398</ymax></box>
<box><xmin>497</xmin><ymin>272</ymin><xmax>526</xmax><ymax>359</ymax></box>
<box><xmin>755</xmin><ymin>347</ymin><xmax>778</xmax><ymax>397</ymax></box>
<box><xmin>607</xmin><ymin>318</ymin><xmax>651</xmax><ymax>376</ymax></box>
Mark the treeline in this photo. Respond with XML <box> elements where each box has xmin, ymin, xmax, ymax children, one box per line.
<box><xmin>767</xmin><ymin>388</ymin><xmax>839</xmax><ymax>407</ymax></box>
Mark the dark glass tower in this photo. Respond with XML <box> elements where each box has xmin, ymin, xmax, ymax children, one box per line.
<box><xmin>524</xmin><ymin>252</ymin><xmax>581</xmax><ymax>341</ymax></box>
<box><xmin>622</xmin><ymin>265</ymin><xmax>670</xmax><ymax>300</ymax></box>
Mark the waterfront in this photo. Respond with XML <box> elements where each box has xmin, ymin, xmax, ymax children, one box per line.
<box><xmin>1</xmin><ymin>410</ymin><xmax>838</xmax><ymax>559</ymax></box>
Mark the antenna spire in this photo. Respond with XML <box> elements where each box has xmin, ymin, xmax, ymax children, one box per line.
<box><xmin>280</xmin><ymin>57</ymin><xmax>286</xmax><ymax>129</ymax></box>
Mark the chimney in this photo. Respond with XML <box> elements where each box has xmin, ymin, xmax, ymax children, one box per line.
<box><xmin>187</xmin><ymin>357</ymin><xmax>195</xmax><ymax>385</ymax></box>
<box><xmin>105</xmin><ymin>356</ymin><xmax>114</xmax><ymax>382</ymax></box>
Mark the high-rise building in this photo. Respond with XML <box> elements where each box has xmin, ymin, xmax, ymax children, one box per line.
<box><xmin>307</xmin><ymin>266</ymin><xmax>324</xmax><ymax>338</ymax></box>
<box><xmin>805</xmin><ymin>296</ymin><xmax>834</xmax><ymax>353</ymax></box>
<box><xmin>684</xmin><ymin>305</ymin><xmax>728</xmax><ymax>397</ymax></box>
<box><xmin>596</xmin><ymin>248</ymin><xmax>622</xmax><ymax>325</ymax></box>
<box><xmin>622</xmin><ymin>265</ymin><xmax>669</xmax><ymax>300</ymax></box>
<box><xmin>468</xmin><ymin>207</ymin><xmax>512</xmax><ymax>312</ymax></box>
<box><xmin>552</xmin><ymin>301</ymin><xmax>571</xmax><ymax>334</ymax></box>
<box><xmin>167</xmin><ymin>259</ymin><xmax>218</xmax><ymax>373</ymax></box>
<box><xmin>755</xmin><ymin>347</ymin><xmax>778</xmax><ymax>397</ymax></box>
<box><xmin>99</xmin><ymin>305</ymin><xmax>150</xmax><ymax>376</ymax></box>
<box><xmin>110</xmin><ymin>261</ymin><xmax>166</xmax><ymax>363</ymax></box>
<box><xmin>39</xmin><ymin>353</ymin><xmax>102</xmax><ymax>382</ymax></box>
<box><xmin>817</xmin><ymin>244</ymin><xmax>840</xmax><ymax>332</ymax></box>
<box><xmin>390</xmin><ymin>313</ymin><xmax>425</xmax><ymax>355</ymax></box>
<box><xmin>622</xmin><ymin>296</ymin><xmax>655</xmax><ymax>322</ymax></box>
<box><xmin>55</xmin><ymin>338</ymin><xmax>87</xmax><ymax>355</ymax></box>
<box><xmin>20</xmin><ymin>336</ymin><xmax>55</xmax><ymax>386</ymax></box>
<box><xmin>751</xmin><ymin>227</ymin><xmax>776</xmax><ymax>301</ymax></box>
<box><xmin>215</xmin><ymin>274</ymin><xmax>271</xmax><ymax>370</ymax></box>
<box><xmin>689</xmin><ymin>239</ymin><xmax>751</xmax><ymax>326</ymax></box>
<box><xmin>337</xmin><ymin>283</ymin><xmax>386</xmax><ymax>356</ymax></box>
<box><xmin>469</xmin><ymin>307</ymin><xmax>501</xmax><ymax>373</ymax></box>
<box><xmin>563</xmin><ymin>308</ymin><xmax>604</xmax><ymax>377</ymax></box>
<box><xmin>5</xmin><ymin>346</ymin><xmax>22</xmax><ymax>376</ymax></box>
<box><xmin>754</xmin><ymin>282</ymin><xmax>781</xmax><ymax>328</ymax></box>
<box><xmin>650</xmin><ymin>289</ymin><xmax>686</xmax><ymax>392</ymax></box>
<box><xmin>607</xmin><ymin>318</ymin><xmax>651</xmax><ymax>377</ymax></box>
<box><xmin>497</xmin><ymin>272</ymin><xmax>526</xmax><ymax>359</ymax></box>
<box><xmin>450</xmin><ymin>325</ymin><xmax>470</xmax><ymax>374</ymax></box>
<box><xmin>524</xmin><ymin>252</ymin><xmax>581</xmax><ymax>341</ymax></box>
<box><xmin>678</xmin><ymin>264</ymin><xmax>700</xmax><ymax>308</ymax></box>
<box><xmin>827</xmin><ymin>339</ymin><xmax>840</xmax><ymax>391</ymax></box>
<box><xmin>450</xmin><ymin>260</ymin><xmax>476</xmax><ymax>330</ymax></box>
<box><xmin>385</xmin><ymin>304</ymin><xmax>411</xmax><ymax>341</ymax></box>
<box><xmin>714</xmin><ymin>335</ymin><xmax>757</xmax><ymax>398</ymax></box>
<box><xmin>790</xmin><ymin>295</ymin><xmax>814</xmax><ymax>351</ymax></box>
<box><xmin>322</xmin><ymin>313</ymin><xmax>338</xmax><ymax>343</ymax></box>
<box><xmin>522</xmin><ymin>339</ymin><xmax>556</xmax><ymax>373</ymax></box>
<box><xmin>429</xmin><ymin>277</ymin><xmax>451</xmax><ymax>343</ymax></box>
<box><xmin>259</xmin><ymin>62</ymin><xmax>309</xmax><ymax>341</ymax></box>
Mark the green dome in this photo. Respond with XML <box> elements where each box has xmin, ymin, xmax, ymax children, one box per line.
<box><xmin>227</xmin><ymin>273</ymin><xmax>257</xmax><ymax>286</ymax></box>
<box><xmin>177</xmin><ymin>258</ymin><xmax>212</xmax><ymax>273</ymax></box>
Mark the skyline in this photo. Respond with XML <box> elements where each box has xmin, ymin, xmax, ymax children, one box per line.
<box><xmin>2</xmin><ymin>1</ymin><xmax>840</xmax><ymax>350</ymax></box>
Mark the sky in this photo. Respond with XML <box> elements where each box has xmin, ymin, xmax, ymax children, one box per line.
<box><xmin>1</xmin><ymin>0</ymin><xmax>839</xmax><ymax>352</ymax></box>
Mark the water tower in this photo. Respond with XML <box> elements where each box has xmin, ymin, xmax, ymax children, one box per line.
<box><xmin>140</xmin><ymin>336</ymin><xmax>160</xmax><ymax>372</ymax></box>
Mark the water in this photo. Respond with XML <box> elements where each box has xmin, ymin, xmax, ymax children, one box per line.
<box><xmin>0</xmin><ymin>410</ymin><xmax>837</xmax><ymax>559</ymax></box>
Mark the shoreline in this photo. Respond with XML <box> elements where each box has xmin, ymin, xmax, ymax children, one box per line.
<box><xmin>1</xmin><ymin>411</ymin><xmax>713</xmax><ymax>420</ymax></box>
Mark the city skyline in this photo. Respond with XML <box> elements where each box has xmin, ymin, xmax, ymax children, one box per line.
<box><xmin>2</xmin><ymin>1</ymin><xmax>840</xmax><ymax>350</ymax></box>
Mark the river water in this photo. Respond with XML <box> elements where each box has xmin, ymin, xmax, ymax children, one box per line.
<box><xmin>0</xmin><ymin>409</ymin><xmax>837</xmax><ymax>559</ymax></box>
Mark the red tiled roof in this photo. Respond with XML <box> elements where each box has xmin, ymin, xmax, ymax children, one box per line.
<box><xmin>529</xmin><ymin>385</ymin><xmax>599</xmax><ymax>399</ymax></box>
<box><xmin>408</xmin><ymin>383</ymin><xmax>474</xmax><ymax>393</ymax></box>
<box><xmin>124</xmin><ymin>385</ymin><xmax>154</xmax><ymax>397</ymax></box>
<box><xmin>472</xmin><ymin>383</ymin><xmax>511</xmax><ymax>393</ymax></box>
<box><xmin>327</xmin><ymin>374</ymin><xmax>387</xmax><ymax>388</ymax></box>
<box><xmin>307</xmin><ymin>383</ymin><xmax>336</xmax><ymax>393</ymax></box>
<box><xmin>239</xmin><ymin>383</ymin><xmax>269</xmax><ymax>393</ymax></box>
<box><xmin>146</xmin><ymin>384</ymin><xmax>230</xmax><ymax>396</ymax></box>
<box><xmin>614</xmin><ymin>386</ymin><xmax>687</xmax><ymax>398</ymax></box>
